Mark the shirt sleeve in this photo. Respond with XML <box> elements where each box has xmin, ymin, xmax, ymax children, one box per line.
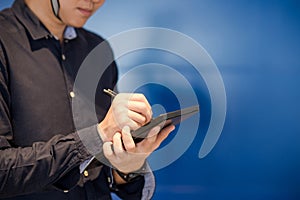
<box><xmin>142</xmin><ymin>170</ymin><xmax>156</xmax><ymax>200</ymax></box>
<box><xmin>0</xmin><ymin>130</ymin><xmax>96</xmax><ymax>198</ymax></box>
<box><xmin>0</xmin><ymin>46</ymin><xmax>100</xmax><ymax>197</ymax></box>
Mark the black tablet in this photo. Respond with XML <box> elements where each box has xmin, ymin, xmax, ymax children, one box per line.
<box><xmin>81</xmin><ymin>105</ymin><xmax>199</xmax><ymax>172</ymax></box>
<box><xmin>132</xmin><ymin>105</ymin><xmax>199</xmax><ymax>143</ymax></box>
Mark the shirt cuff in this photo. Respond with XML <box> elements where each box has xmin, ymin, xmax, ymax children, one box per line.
<box><xmin>79</xmin><ymin>156</ymin><xmax>95</xmax><ymax>174</ymax></box>
<box><xmin>141</xmin><ymin>163</ymin><xmax>155</xmax><ymax>200</ymax></box>
<box><xmin>76</xmin><ymin>124</ymin><xmax>103</xmax><ymax>160</ymax></box>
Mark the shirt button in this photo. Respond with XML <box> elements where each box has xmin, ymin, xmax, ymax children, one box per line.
<box><xmin>69</xmin><ymin>91</ymin><xmax>75</xmax><ymax>98</ymax></box>
<box><xmin>83</xmin><ymin>170</ymin><xmax>89</xmax><ymax>177</ymax></box>
<box><xmin>62</xmin><ymin>54</ymin><xmax>66</xmax><ymax>61</ymax></box>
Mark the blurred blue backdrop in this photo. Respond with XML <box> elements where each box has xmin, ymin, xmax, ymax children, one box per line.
<box><xmin>1</xmin><ymin>0</ymin><xmax>300</xmax><ymax>199</ymax></box>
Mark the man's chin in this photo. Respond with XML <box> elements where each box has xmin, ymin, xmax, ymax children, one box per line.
<box><xmin>68</xmin><ymin>19</ymin><xmax>88</xmax><ymax>28</ymax></box>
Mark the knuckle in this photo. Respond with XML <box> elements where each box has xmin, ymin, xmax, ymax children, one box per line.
<box><xmin>140</xmin><ymin>102</ymin><xmax>147</xmax><ymax>110</ymax></box>
<box><xmin>138</xmin><ymin>93</ymin><xmax>146</xmax><ymax>99</ymax></box>
<box><xmin>114</xmin><ymin>150</ymin><xmax>121</xmax><ymax>157</ymax></box>
<box><xmin>115</xmin><ymin>152</ymin><xmax>125</xmax><ymax>160</ymax></box>
<box><xmin>113</xmin><ymin>106</ymin><xmax>126</xmax><ymax>115</ymax></box>
<box><xmin>141</xmin><ymin>115</ymin><xmax>147</xmax><ymax>123</ymax></box>
<box><xmin>105</xmin><ymin>150</ymin><xmax>113</xmax><ymax>158</ymax></box>
<box><xmin>118</xmin><ymin>115</ymin><xmax>130</xmax><ymax>127</ymax></box>
<box><xmin>113</xmin><ymin>132</ymin><xmax>120</xmax><ymax>138</ymax></box>
<box><xmin>130</xmin><ymin>122</ymin><xmax>140</xmax><ymax>130</ymax></box>
<box><xmin>103</xmin><ymin>148</ymin><xmax>113</xmax><ymax>158</ymax></box>
<box><xmin>132</xmin><ymin>93</ymin><xmax>145</xmax><ymax>101</ymax></box>
<box><xmin>114</xmin><ymin>147</ymin><xmax>125</xmax><ymax>156</ymax></box>
<box><xmin>126</xmin><ymin>143</ymin><xmax>135</xmax><ymax>151</ymax></box>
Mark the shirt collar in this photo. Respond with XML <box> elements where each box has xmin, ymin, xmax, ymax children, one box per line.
<box><xmin>12</xmin><ymin>0</ymin><xmax>77</xmax><ymax>41</ymax></box>
<box><xmin>64</xmin><ymin>26</ymin><xmax>77</xmax><ymax>40</ymax></box>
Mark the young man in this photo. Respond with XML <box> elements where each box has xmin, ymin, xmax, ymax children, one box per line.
<box><xmin>0</xmin><ymin>0</ymin><xmax>174</xmax><ymax>199</ymax></box>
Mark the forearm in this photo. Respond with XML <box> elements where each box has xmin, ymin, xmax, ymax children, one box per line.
<box><xmin>0</xmin><ymin>126</ymin><xmax>101</xmax><ymax>198</ymax></box>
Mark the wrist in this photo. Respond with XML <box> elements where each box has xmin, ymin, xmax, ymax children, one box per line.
<box><xmin>112</xmin><ymin>168</ymin><xmax>144</xmax><ymax>184</ymax></box>
<box><xmin>112</xmin><ymin>169</ymin><xmax>127</xmax><ymax>184</ymax></box>
<box><xmin>114</xmin><ymin>161</ymin><xmax>148</xmax><ymax>183</ymax></box>
<box><xmin>97</xmin><ymin>122</ymin><xmax>114</xmax><ymax>142</ymax></box>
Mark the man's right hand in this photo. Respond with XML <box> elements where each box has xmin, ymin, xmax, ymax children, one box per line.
<box><xmin>97</xmin><ymin>93</ymin><xmax>152</xmax><ymax>142</ymax></box>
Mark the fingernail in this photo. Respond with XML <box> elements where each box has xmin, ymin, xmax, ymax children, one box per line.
<box><xmin>172</xmin><ymin>126</ymin><xmax>176</xmax><ymax>131</ymax></box>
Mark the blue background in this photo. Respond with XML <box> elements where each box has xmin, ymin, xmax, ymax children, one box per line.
<box><xmin>1</xmin><ymin>0</ymin><xmax>300</xmax><ymax>199</ymax></box>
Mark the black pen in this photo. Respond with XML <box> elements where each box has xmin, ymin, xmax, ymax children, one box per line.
<box><xmin>103</xmin><ymin>89</ymin><xmax>118</xmax><ymax>98</ymax></box>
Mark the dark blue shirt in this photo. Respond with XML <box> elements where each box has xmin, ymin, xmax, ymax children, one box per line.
<box><xmin>0</xmin><ymin>0</ymin><xmax>147</xmax><ymax>199</ymax></box>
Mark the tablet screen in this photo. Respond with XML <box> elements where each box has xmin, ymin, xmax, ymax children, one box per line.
<box><xmin>132</xmin><ymin>105</ymin><xmax>199</xmax><ymax>143</ymax></box>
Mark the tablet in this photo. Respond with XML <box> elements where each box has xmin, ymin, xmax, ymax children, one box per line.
<box><xmin>132</xmin><ymin>105</ymin><xmax>199</xmax><ymax>143</ymax></box>
<box><xmin>81</xmin><ymin>105</ymin><xmax>199</xmax><ymax>172</ymax></box>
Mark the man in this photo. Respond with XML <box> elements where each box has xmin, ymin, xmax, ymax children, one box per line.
<box><xmin>0</xmin><ymin>0</ymin><xmax>174</xmax><ymax>199</ymax></box>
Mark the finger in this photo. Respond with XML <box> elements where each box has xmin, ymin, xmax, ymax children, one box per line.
<box><xmin>127</xmin><ymin>101</ymin><xmax>152</xmax><ymax>123</ymax></box>
<box><xmin>128</xmin><ymin>94</ymin><xmax>152</xmax><ymax>122</ymax></box>
<box><xmin>142</xmin><ymin>126</ymin><xmax>161</xmax><ymax>144</ymax></box>
<box><xmin>121</xmin><ymin>126</ymin><xmax>136</xmax><ymax>153</ymax></box>
<box><xmin>127</xmin><ymin>120</ymin><xmax>141</xmax><ymax>131</ymax></box>
<box><xmin>103</xmin><ymin>142</ymin><xmax>114</xmax><ymax>159</ymax></box>
<box><xmin>153</xmin><ymin>125</ymin><xmax>175</xmax><ymax>148</ymax></box>
<box><xmin>128</xmin><ymin>93</ymin><xmax>149</xmax><ymax>103</ymax></box>
<box><xmin>127</xmin><ymin>110</ymin><xmax>147</xmax><ymax>125</ymax></box>
<box><xmin>112</xmin><ymin>132</ymin><xmax>124</xmax><ymax>156</ymax></box>
<box><xmin>115</xmin><ymin>113</ymin><xmax>141</xmax><ymax>131</ymax></box>
<box><xmin>113</xmin><ymin>93</ymin><xmax>152</xmax><ymax>125</ymax></box>
<box><xmin>117</xmin><ymin>93</ymin><xmax>150</xmax><ymax>109</ymax></box>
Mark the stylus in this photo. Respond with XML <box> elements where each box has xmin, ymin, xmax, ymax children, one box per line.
<box><xmin>103</xmin><ymin>88</ymin><xmax>118</xmax><ymax>97</ymax></box>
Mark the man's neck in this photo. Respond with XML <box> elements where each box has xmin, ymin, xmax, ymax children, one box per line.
<box><xmin>24</xmin><ymin>0</ymin><xmax>66</xmax><ymax>41</ymax></box>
